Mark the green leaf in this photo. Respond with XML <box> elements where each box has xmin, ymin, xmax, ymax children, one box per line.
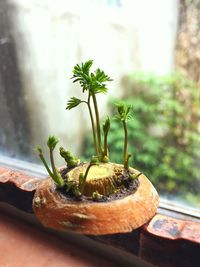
<box><xmin>66</xmin><ymin>97</ymin><xmax>83</xmax><ymax>110</ymax></box>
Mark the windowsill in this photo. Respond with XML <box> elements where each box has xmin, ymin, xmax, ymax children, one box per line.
<box><xmin>0</xmin><ymin>155</ymin><xmax>200</xmax><ymax>267</ymax></box>
<box><xmin>0</xmin><ymin>210</ymin><xmax>119</xmax><ymax>267</ymax></box>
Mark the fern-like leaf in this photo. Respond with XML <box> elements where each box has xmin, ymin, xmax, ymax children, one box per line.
<box><xmin>71</xmin><ymin>60</ymin><xmax>112</xmax><ymax>94</ymax></box>
<box><xmin>66</xmin><ymin>97</ymin><xmax>83</xmax><ymax>110</ymax></box>
<box><xmin>95</xmin><ymin>68</ymin><xmax>113</xmax><ymax>83</ymax></box>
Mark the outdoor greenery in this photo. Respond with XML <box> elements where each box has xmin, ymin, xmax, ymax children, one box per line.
<box><xmin>82</xmin><ymin>72</ymin><xmax>200</xmax><ymax>207</ymax></box>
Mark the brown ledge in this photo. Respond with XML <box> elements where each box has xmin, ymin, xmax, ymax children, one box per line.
<box><xmin>0</xmin><ymin>167</ymin><xmax>200</xmax><ymax>267</ymax></box>
<box><xmin>0</xmin><ymin>167</ymin><xmax>40</xmax><ymax>212</ymax></box>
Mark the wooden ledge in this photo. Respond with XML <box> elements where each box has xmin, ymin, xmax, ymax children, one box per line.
<box><xmin>0</xmin><ymin>167</ymin><xmax>40</xmax><ymax>190</ymax></box>
<box><xmin>0</xmin><ymin>167</ymin><xmax>40</xmax><ymax>213</ymax></box>
<box><xmin>0</xmin><ymin>166</ymin><xmax>200</xmax><ymax>267</ymax></box>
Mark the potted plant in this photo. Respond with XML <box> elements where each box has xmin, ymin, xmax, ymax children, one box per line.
<box><xmin>33</xmin><ymin>60</ymin><xmax>159</xmax><ymax>235</ymax></box>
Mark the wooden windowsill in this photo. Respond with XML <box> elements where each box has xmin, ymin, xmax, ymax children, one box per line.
<box><xmin>0</xmin><ymin>210</ymin><xmax>120</xmax><ymax>267</ymax></box>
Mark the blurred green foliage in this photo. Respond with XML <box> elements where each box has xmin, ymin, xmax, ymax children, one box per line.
<box><xmin>82</xmin><ymin>72</ymin><xmax>200</xmax><ymax>207</ymax></box>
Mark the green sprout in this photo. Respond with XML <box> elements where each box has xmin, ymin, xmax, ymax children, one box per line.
<box><xmin>130</xmin><ymin>172</ymin><xmax>142</xmax><ymax>181</ymax></box>
<box><xmin>92</xmin><ymin>191</ymin><xmax>103</xmax><ymax>201</ymax></box>
<box><xmin>79</xmin><ymin>156</ymin><xmax>99</xmax><ymax>193</ymax></box>
<box><xmin>35</xmin><ymin>136</ymin><xmax>64</xmax><ymax>187</ymax></box>
<box><xmin>65</xmin><ymin>179</ymin><xmax>72</xmax><ymax>193</ymax></box>
<box><xmin>64</xmin><ymin>179</ymin><xmax>81</xmax><ymax>198</ymax></box>
<box><xmin>59</xmin><ymin>146</ymin><xmax>80</xmax><ymax>168</ymax></box>
<box><xmin>115</xmin><ymin>103</ymin><xmax>133</xmax><ymax>170</ymax></box>
<box><xmin>102</xmin><ymin>116</ymin><xmax>110</xmax><ymax>162</ymax></box>
<box><xmin>66</xmin><ymin>60</ymin><xmax>112</xmax><ymax>161</ymax></box>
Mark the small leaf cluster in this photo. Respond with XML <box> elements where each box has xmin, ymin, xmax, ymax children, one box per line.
<box><xmin>115</xmin><ymin>102</ymin><xmax>133</xmax><ymax>122</ymax></box>
<box><xmin>47</xmin><ymin>136</ymin><xmax>59</xmax><ymax>150</ymax></box>
<box><xmin>71</xmin><ymin>60</ymin><xmax>112</xmax><ymax>94</ymax></box>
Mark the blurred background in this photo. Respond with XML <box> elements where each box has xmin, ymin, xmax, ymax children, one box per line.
<box><xmin>0</xmin><ymin>0</ymin><xmax>199</xmax><ymax>208</ymax></box>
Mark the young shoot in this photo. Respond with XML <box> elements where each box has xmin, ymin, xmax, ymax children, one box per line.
<box><xmin>79</xmin><ymin>156</ymin><xmax>99</xmax><ymax>193</ymax></box>
<box><xmin>102</xmin><ymin>116</ymin><xmax>110</xmax><ymax>162</ymax></box>
<box><xmin>67</xmin><ymin>60</ymin><xmax>112</xmax><ymax>161</ymax></box>
<box><xmin>115</xmin><ymin>103</ymin><xmax>133</xmax><ymax>170</ymax></box>
<box><xmin>35</xmin><ymin>136</ymin><xmax>64</xmax><ymax>187</ymax></box>
<box><xmin>60</xmin><ymin>146</ymin><xmax>80</xmax><ymax>168</ymax></box>
<box><xmin>92</xmin><ymin>191</ymin><xmax>103</xmax><ymax>201</ymax></box>
<box><xmin>130</xmin><ymin>172</ymin><xmax>142</xmax><ymax>181</ymax></box>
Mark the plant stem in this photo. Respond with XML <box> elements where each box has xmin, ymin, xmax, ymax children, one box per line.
<box><xmin>38</xmin><ymin>153</ymin><xmax>54</xmax><ymax>178</ymax></box>
<box><xmin>122</xmin><ymin>120</ymin><xmax>128</xmax><ymax>169</ymax></box>
<box><xmin>87</xmin><ymin>94</ymin><xmax>99</xmax><ymax>156</ymax></box>
<box><xmin>79</xmin><ymin>163</ymin><xmax>95</xmax><ymax>193</ymax></box>
<box><xmin>92</xmin><ymin>94</ymin><xmax>103</xmax><ymax>157</ymax></box>
<box><xmin>103</xmin><ymin>127</ymin><xmax>109</xmax><ymax>158</ymax></box>
<box><xmin>50</xmin><ymin>148</ymin><xmax>64</xmax><ymax>186</ymax></box>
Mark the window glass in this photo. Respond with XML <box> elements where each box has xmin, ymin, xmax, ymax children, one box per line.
<box><xmin>0</xmin><ymin>0</ymin><xmax>199</xmax><ymax>209</ymax></box>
